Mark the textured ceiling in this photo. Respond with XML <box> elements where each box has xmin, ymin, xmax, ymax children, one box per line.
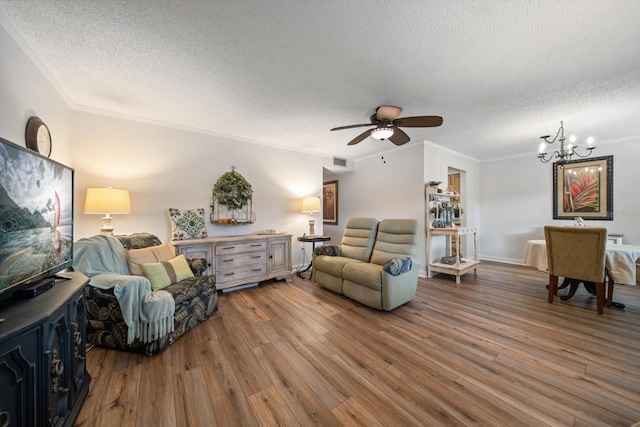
<box><xmin>1</xmin><ymin>0</ymin><xmax>640</xmax><ymax>161</ymax></box>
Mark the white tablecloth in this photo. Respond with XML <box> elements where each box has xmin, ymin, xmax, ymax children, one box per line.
<box><xmin>524</xmin><ymin>240</ymin><xmax>640</xmax><ymax>285</ymax></box>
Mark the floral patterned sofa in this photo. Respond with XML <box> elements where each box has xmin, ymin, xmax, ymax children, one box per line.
<box><xmin>74</xmin><ymin>233</ymin><xmax>218</xmax><ymax>355</ymax></box>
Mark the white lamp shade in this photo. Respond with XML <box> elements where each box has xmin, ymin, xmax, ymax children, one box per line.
<box><xmin>301</xmin><ymin>196</ymin><xmax>321</xmax><ymax>212</ymax></box>
<box><xmin>371</xmin><ymin>127</ymin><xmax>394</xmax><ymax>140</ymax></box>
<box><xmin>84</xmin><ymin>187</ymin><xmax>131</xmax><ymax>214</ymax></box>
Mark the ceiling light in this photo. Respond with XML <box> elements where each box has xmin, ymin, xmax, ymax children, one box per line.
<box><xmin>371</xmin><ymin>127</ymin><xmax>394</xmax><ymax>140</ymax></box>
<box><xmin>537</xmin><ymin>121</ymin><xmax>595</xmax><ymax>164</ymax></box>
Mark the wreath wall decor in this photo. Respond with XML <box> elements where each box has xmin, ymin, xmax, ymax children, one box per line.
<box><xmin>211</xmin><ymin>166</ymin><xmax>255</xmax><ymax>224</ymax></box>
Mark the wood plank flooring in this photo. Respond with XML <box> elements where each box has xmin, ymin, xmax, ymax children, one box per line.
<box><xmin>76</xmin><ymin>261</ymin><xmax>640</xmax><ymax>426</ymax></box>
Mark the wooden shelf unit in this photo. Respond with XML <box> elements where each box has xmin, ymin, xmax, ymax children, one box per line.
<box><xmin>427</xmin><ymin>226</ymin><xmax>479</xmax><ymax>284</ymax></box>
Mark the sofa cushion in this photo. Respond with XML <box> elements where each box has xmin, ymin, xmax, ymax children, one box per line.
<box><xmin>168</xmin><ymin>207</ymin><xmax>208</xmax><ymax>240</ymax></box>
<box><xmin>370</xmin><ymin>219</ymin><xmax>419</xmax><ymax>266</ymax></box>
<box><xmin>313</xmin><ymin>255</ymin><xmax>363</xmax><ymax>278</ymax></box>
<box><xmin>126</xmin><ymin>243</ymin><xmax>176</xmax><ymax>276</ymax></box>
<box><xmin>342</xmin><ymin>262</ymin><xmax>383</xmax><ymax>290</ymax></box>
<box><xmin>142</xmin><ymin>255</ymin><xmax>194</xmax><ymax>290</ymax></box>
<box><xmin>340</xmin><ymin>217</ymin><xmax>379</xmax><ymax>261</ymax></box>
<box><xmin>116</xmin><ymin>233</ymin><xmax>162</xmax><ymax>250</ymax></box>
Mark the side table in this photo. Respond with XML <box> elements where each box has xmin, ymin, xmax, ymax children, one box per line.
<box><xmin>297</xmin><ymin>235</ymin><xmax>331</xmax><ymax>278</ymax></box>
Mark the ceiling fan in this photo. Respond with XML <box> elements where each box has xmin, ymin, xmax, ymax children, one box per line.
<box><xmin>330</xmin><ymin>105</ymin><xmax>443</xmax><ymax>146</ymax></box>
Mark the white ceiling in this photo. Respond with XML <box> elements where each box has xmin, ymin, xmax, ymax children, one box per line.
<box><xmin>1</xmin><ymin>0</ymin><xmax>639</xmax><ymax>161</ymax></box>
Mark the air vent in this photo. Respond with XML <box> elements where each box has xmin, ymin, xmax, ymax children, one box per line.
<box><xmin>333</xmin><ymin>157</ymin><xmax>347</xmax><ymax>167</ymax></box>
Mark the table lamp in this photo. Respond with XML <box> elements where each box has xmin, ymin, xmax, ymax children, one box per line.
<box><xmin>301</xmin><ymin>196</ymin><xmax>321</xmax><ymax>236</ymax></box>
<box><xmin>84</xmin><ymin>187</ymin><xmax>131</xmax><ymax>235</ymax></box>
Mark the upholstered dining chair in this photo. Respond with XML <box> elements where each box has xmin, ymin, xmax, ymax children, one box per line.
<box><xmin>544</xmin><ymin>225</ymin><xmax>611</xmax><ymax>314</ymax></box>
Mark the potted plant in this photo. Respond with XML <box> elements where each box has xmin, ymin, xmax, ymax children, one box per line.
<box><xmin>427</xmin><ymin>180</ymin><xmax>443</xmax><ymax>193</ymax></box>
<box><xmin>212</xmin><ymin>166</ymin><xmax>253</xmax><ymax>210</ymax></box>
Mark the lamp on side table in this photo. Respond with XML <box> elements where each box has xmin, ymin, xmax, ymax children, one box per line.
<box><xmin>301</xmin><ymin>196</ymin><xmax>321</xmax><ymax>236</ymax></box>
<box><xmin>84</xmin><ymin>187</ymin><xmax>131</xmax><ymax>235</ymax></box>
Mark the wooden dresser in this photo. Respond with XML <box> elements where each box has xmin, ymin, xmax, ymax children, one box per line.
<box><xmin>172</xmin><ymin>233</ymin><xmax>293</xmax><ymax>291</ymax></box>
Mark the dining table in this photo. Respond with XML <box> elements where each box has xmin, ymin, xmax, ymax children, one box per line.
<box><xmin>524</xmin><ymin>240</ymin><xmax>640</xmax><ymax>285</ymax></box>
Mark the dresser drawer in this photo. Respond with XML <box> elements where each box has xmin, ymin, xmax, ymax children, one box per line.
<box><xmin>215</xmin><ymin>241</ymin><xmax>267</xmax><ymax>255</ymax></box>
<box><xmin>216</xmin><ymin>264</ymin><xmax>267</xmax><ymax>284</ymax></box>
<box><xmin>177</xmin><ymin>245</ymin><xmax>213</xmax><ymax>261</ymax></box>
<box><xmin>216</xmin><ymin>252</ymin><xmax>266</xmax><ymax>268</ymax></box>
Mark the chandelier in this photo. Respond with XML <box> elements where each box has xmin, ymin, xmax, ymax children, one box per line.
<box><xmin>537</xmin><ymin>121</ymin><xmax>595</xmax><ymax>163</ymax></box>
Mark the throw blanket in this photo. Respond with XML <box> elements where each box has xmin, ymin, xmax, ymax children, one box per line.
<box><xmin>73</xmin><ymin>235</ymin><xmax>175</xmax><ymax>344</ymax></box>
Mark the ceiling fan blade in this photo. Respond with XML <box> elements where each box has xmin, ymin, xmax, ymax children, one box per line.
<box><xmin>376</xmin><ymin>105</ymin><xmax>403</xmax><ymax>121</ymax></box>
<box><xmin>394</xmin><ymin>116</ymin><xmax>443</xmax><ymax>128</ymax></box>
<box><xmin>389</xmin><ymin>127</ymin><xmax>410</xmax><ymax>145</ymax></box>
<box><xmin>331</xmin><ymin>123</ymin><xmax>372</xmax><ymax>131</ymax></box>
<box><xmin>347</xmin><ymin>129</ymin><xmax>373</xmax><ymax>145</ymax></box>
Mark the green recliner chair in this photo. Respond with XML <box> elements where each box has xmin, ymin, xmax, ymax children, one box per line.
<box><xmin>313</xmin><ymin>218</ymin><xmax>420</xmax><ymax>311</ymax></box>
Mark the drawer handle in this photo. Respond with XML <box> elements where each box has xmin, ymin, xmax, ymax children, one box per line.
<box><xmin>252</xmin><ymin>268</ymin><xmax>262</xmax><ymax>272</ymax></box>
<box><xmin>222</xmin><ymin>246</ymin><xmax>235</xmax><ymax>250</ymax></box>
<box><xmin>252</xmin><ymin>255</ymin><xmax>262</xmax><ymax>259</ymax></box>
<box><xmin>251</xmin><ymin>244</ymin><xmax>262</xmax><ymax>247</ymax></box>
<box><xmin>224</xmin><ymin>272</ymin><xmax>235</xmax><ymax>276</ymax></box>
<box><xmin>51</xmin><ymin>348</ymin><xmax>64</xmax><ymax>393</ymax></box>
<box><xmin>223</xmin><ymin>258</ymin><xmax>234</xmax><ymax>262</ymax></box>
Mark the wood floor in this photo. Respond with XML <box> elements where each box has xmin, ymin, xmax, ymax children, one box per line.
<box><xmin>76</xmin><ymin>261</ymin><xmax>640</xmax><ymax>427</ymax></box>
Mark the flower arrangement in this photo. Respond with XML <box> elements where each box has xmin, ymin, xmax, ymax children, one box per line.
<box><xmin>212</xmin><ymin>166</ymin><xmax>253</xmax><ymax>210</ymax></box>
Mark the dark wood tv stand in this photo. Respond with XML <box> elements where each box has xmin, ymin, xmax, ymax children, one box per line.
<box><xmin>0</xmin><ymin>272</ymin><xmax>91</xmax><ymax>427</ymax></box>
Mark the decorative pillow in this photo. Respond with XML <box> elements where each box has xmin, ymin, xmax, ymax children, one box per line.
<box><xmin>168</xmin><ymin>208</ymin><xmax>207</xmax><ymax>241</ymax></box>
<box><xmin>142</xmin><ymin>255</ymin><xmax>194</xmax><ymax>290</ymax></box>
<box><xmin>313</xmin><ymin>245</ymin><xmax>340</xmax><ymax>257</ymax></box>
<box><xmin>126</xmin><ymin>243</ymin><xmax>176</xmax><ymax>276</ymax></box>
<box><xmin>383</xmin><ymin>257</ymin><xmax>412</xmax><ymax>276</ymax></box>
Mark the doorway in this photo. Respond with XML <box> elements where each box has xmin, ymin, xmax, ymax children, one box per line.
<box><xmin>448</xmin><ymin>167</ymin><xmax>466</xmax><ymax>256</ymax></box>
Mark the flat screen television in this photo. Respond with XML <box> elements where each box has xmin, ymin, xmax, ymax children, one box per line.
<box><xmin>0</xmin><ymin>136</ymin><xmax>74</xmax><ymax>302</ymax></box>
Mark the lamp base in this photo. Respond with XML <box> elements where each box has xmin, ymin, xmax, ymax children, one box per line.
<box><xmin>308</xmin><ymin>217</ymin><xmax>315</xmax><ymax>236</ymax></box>
<box><xmin>100</xmin><ymin>215</ymin><xmax>114</xmax><ymax>235</ymax></box>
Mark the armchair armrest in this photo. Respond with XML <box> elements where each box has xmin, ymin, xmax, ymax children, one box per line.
<box><xmin>185</xmin><ymin>257</ymin><xmax>210</xmax><ymax>276</ymax></box>
<box><xmin>313</xmin><ymin>245</ymin><xmax>340</xmax><ymax>257</ymax></box>
<box><xmin>383</xmin><ymin>257</ymin><xmax>412</xmax><ymax>276</ymax></box>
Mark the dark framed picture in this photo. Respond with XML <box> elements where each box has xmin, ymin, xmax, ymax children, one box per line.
<box><xmin>553</xmin><ymin>155</ymin><xmax>613</xmax><ymax>220</ymax></box>
<box><xmin>323</xmin><ymin>180</ymin><xmax>338</xmax><ymax>225</ymax></box>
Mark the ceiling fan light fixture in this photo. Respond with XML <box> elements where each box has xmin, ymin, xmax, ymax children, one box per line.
<box><xmin>371</xmin><ymin>126</ymin><xmax>394</xmax><ymax>140</ymax></box>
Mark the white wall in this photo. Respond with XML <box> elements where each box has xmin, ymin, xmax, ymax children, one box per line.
<box><xmin>0</xmin><ymin>24</ymin><xmax>73</xmax><ymax>163</ymax></box>
<box><xmin>480</xmin><ymin>140</ymin><xmax>640</xmax><ymax>264</ymax></box>
<box><xmin>324</xmin><ymin>143</ymin><xmax>427</xmax><ymax>271</ymax></box>
<box><xmin>70</xmin><ymin>110</ymin><xmax>326</xmax><ymax>268</ymax></box>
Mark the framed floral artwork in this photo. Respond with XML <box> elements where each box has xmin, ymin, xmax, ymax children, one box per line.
<box><xmin>323</xmin><ymin>180</ymin><xmax>338</xmax><ymax>225</ymax></box>
<box><xmin>553</xmin><ymin>155</ymin><xmax>613</xmax><ymax>220</ymax></box>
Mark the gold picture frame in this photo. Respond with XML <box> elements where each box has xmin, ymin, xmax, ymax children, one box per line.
<box><xmin>553</xmin><ymin>156</ymin><xmax>613</xmax><ymax>220</ymax></box>
<box><xmin>323</xmin><ymin>180</ymin><xmax>338</xmax><ymax>225</ymax></box>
